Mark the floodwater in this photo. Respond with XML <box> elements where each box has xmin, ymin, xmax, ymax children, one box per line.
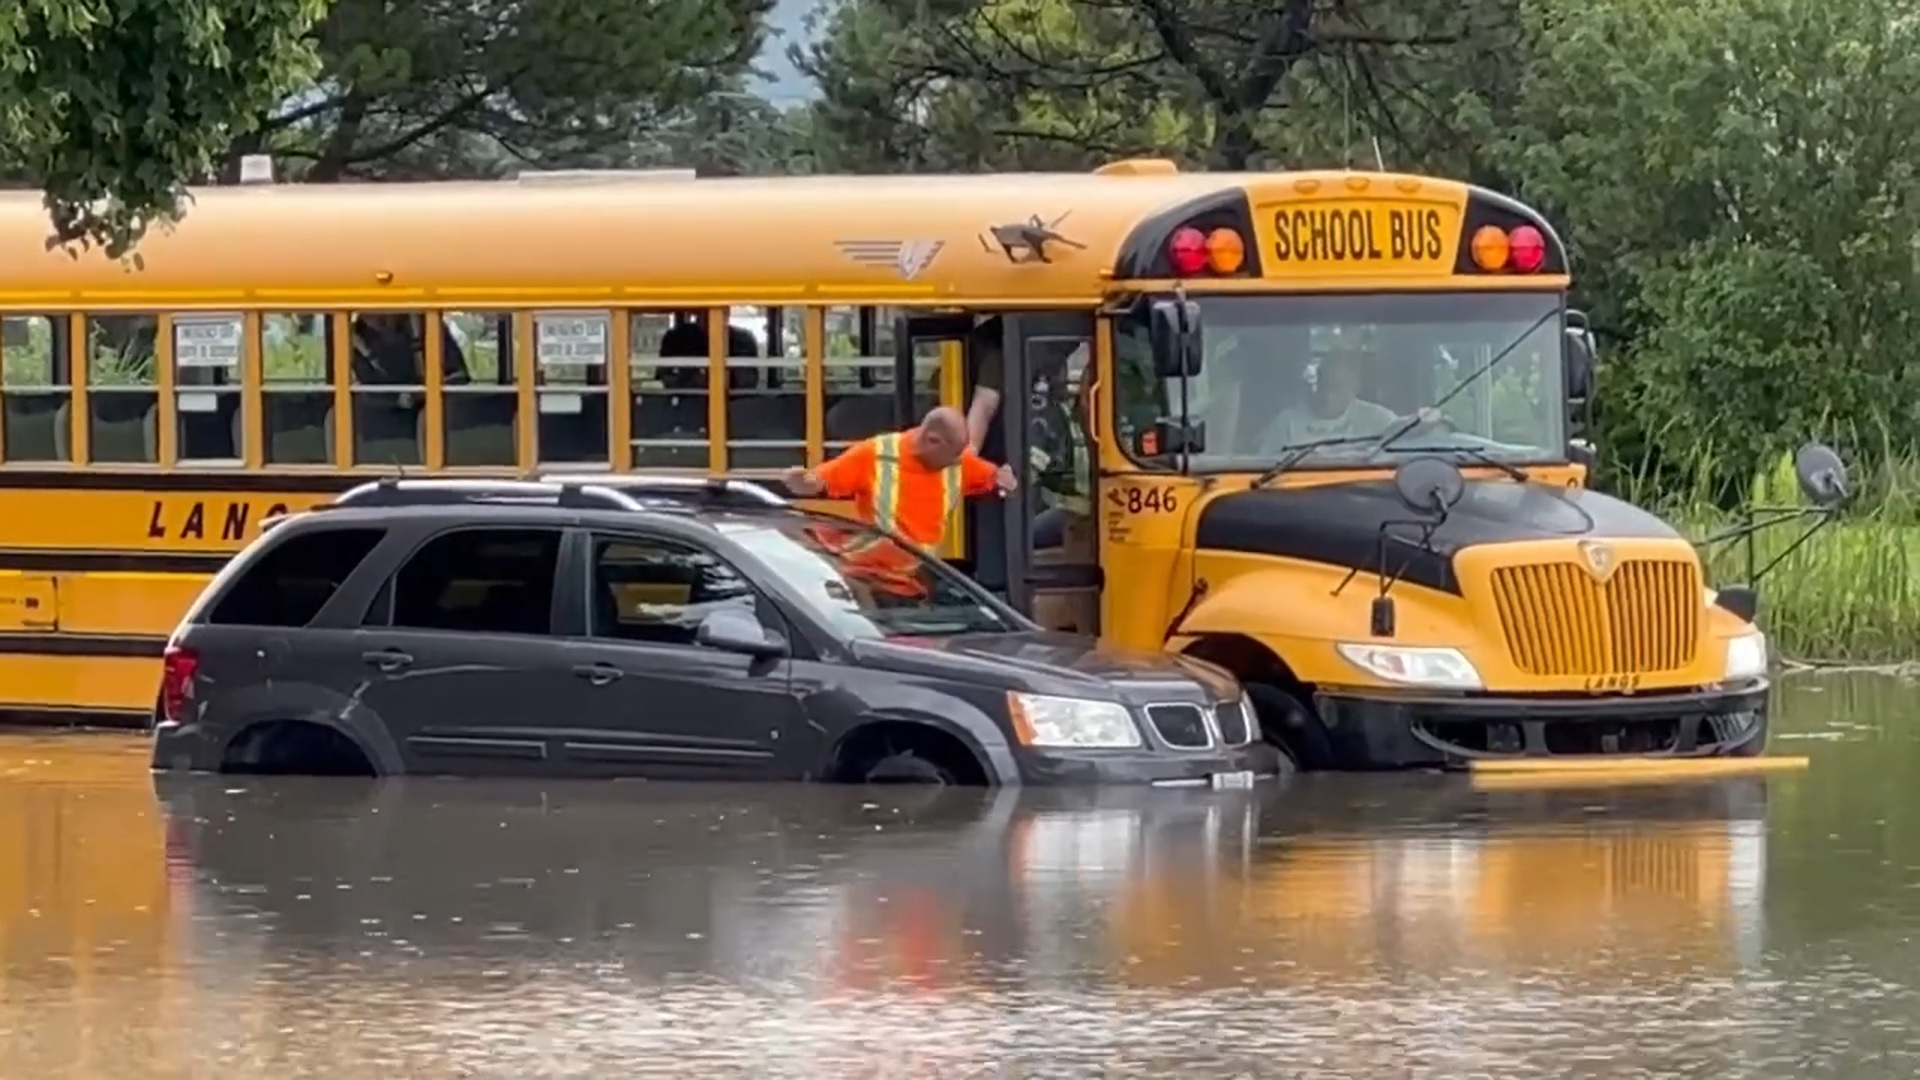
<box><xmin>0</xmin><ymin>677</ymin><xmax>1918</xmax><ymax>1077</ymax></box>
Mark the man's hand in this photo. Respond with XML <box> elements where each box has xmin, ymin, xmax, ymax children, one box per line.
<box><xmin>994</xmin><ymin>464</ymin><xmax>1019</xmax><ymax>497</ymax></box>
<box><xmin>782</xmin><ymin>466</ymin><xmax>824</xmax><ymax>497</ymax></box>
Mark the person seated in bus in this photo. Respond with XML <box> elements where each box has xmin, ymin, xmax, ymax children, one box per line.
<box><xmin>656</xmin><ymin>314</ymin><xmax>761</xmax><ymax>391</ymax></box>
<box><xmin>350</xmin><ymin>313</ymin><xmax>471</xmax><ymax>389</ymax></box>
<box><xmin>1256</xmin><ymin>348</ymin><xmax>1439</xmax><ymax>451</ymax></box>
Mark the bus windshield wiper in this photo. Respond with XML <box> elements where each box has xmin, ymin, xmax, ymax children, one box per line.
<box><xmin>1368</xmin><ymin>306</ymin><xmax>1563</xmax><ymax>458</ymax></box>
<box><xmin>1252</xmin><ymin>433</ymin><xmax>1384</xmax><ymax>489</ymax></box>
<box><xmin>1396</xmin><ymin>443</ymin><xmax>1531</xmax><ymax>483</ymax></box>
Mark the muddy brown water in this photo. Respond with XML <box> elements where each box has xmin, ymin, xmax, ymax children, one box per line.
<box><xmin>0</xmin><ymin>674</ymin><xmax>1917</xmax><ymax>1077</ymax></box>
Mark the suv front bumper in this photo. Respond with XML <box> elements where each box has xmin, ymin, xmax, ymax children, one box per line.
<box><xmin>1015</xmin><ymin>741</ymin><xmax>1283</xmax><ymax>785</ymax></box>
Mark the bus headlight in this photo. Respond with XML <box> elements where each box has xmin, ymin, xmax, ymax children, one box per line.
<box><xmin>1724</xmin><ymin>630</ymin><xmax>1769</xmax><ymax>680</ymax></box>
<box><xmin>1008</xmin><ymin>693</ymin><xmax>1143</xmax><ymax>749</ymax></box>
<box><xmin>1335</xmin><ymin>644</ymin><xmax>1483</xmax><ymax>690</ymax></box>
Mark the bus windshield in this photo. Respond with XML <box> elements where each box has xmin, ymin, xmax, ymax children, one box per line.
<box><xmin>1114</xmin><ymin>292</ymin><xmax>1567</xmax><ymax>472</ymax></box>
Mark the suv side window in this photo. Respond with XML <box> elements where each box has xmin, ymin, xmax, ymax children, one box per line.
<box><xmin>589</xmin><ymin>533</ymin><xmax>765</xmax><ymax>647</ymax></box>
<box><xmin>375</xmin><ymin>528</ymin><xmax>562</xmax><ymax>636</ymax></box>
<box><xmin>209</xmin><ymin>527</ymin><xmax>386</xmax><ymax>627</ymax></box>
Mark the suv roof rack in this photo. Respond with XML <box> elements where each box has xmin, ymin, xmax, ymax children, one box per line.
<box><xmin>333</xmin><ymin>477</ymin><xmax>651</xmax><ymax>512</ymax></box>
<box><xmin>534</xmin><ymin>473</ymin><xmax>792</xmax><ymax>509</ymax></box>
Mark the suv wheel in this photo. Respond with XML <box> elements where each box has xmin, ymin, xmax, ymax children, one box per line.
<box><xmin>862</xmin><ymin>750</ymin><xmax>965</xmax><ymax>785</ymax></box>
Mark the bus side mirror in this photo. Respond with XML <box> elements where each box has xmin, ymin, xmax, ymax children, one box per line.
<box><xmin>1564</xmin><ymin>326</ymin><xmax>1596</xmax><ymax>403</ymax></box>
<box><xmin>1132</xmin><ymin>419</ymin><xmax>1207</xmax><ymax>457</ymax></box>
<box><xmin>1150</xmin><ymin>299</ymin><xmax>1203</xmax><ymax>378</ymax></box>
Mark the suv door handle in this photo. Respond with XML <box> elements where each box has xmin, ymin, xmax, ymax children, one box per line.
<box><xmin>572</xmin><ymin>662</ymin><xmax>622</xmax><ymax>687</ymax></box>
<box><xmin>361</xmin><ymin>648</ymin><xmax>414</xmax><ymax>673</ymax></box>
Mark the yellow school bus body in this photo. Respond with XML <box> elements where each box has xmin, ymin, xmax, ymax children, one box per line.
<box><xmin>0</xmin><ymin>162</ymin><xmax>1763</xmax><ymax>765</ymax></box>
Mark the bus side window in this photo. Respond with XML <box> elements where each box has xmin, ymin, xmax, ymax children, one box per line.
<box><xmin>171</xmin><ymin>311</ymin><xmax>243</xmax><ymax>463</ymax></box>
<box><xmin>441</xmin><ymin>310</ymin><xmax>515</xmax><ymax>467</ymax></box>
<box><xmin>631</xmin><ymin>311</ymin><xmax>710</xmax><ymax>468</ymax></box>
<box><xmin>347</xmin><ymin>311</ymin><xmax>427</xmax><ymax>467</ymax></box>
<box><xmin>261</xmin><ymin>313</ymin><xmax>335</xmax><ymax>465</ymax></box>
<box><xmin>822</xmin><ymin>306</ymin><xmax>939</xmax><ymax>451</ymax></box>
<box><xmin>87</xmin><ymin>313</ymin><xmax>159</xmax><ymax>464</ymax></box>
<box><xmin>726</xmin><ymin>305</ymin><xmax>805</xmax><ymax>468</ymax></box>
<box><xmin>533</xmin><ymin>309</ymin><xmax>611</xmax><ymax>466</ymax></box>
<box><xmin>1</xmin><ymin>314</ymin><xmax>73</xmax><ymax>463</ymax></box>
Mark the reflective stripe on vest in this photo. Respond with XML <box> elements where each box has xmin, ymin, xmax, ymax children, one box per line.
<box><xmin>851</xmin><ymin>432</ymin><xmax>961</xmax><ymax>553</ymax></box>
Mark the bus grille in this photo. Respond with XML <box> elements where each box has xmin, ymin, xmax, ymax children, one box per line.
<box><xmin>1489</xmin><ymin>559</ymin><xmax>1701</xmax><ymax>677</ymax></box>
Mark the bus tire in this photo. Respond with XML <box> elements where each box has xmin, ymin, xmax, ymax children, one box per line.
<box><xmin>1247</xmin><ymin>682</ymin><xmax>1334</xmax><ymax>772</ymax></box>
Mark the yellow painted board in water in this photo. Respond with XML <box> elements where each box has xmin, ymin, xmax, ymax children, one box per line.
<box><xmin>1469</xmin><ymin>755</ymin><xmax>1809</xmax><ymax>790</ymax></box>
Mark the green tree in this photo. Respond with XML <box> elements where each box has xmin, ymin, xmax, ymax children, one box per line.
<box><xmin>241</xmin><ymin>0</ymin><xmax>775</xmax><ymax>181</ymax></box>
<box><xmin>0</xmin><ymin>0</ymin><xmax>331</xmax><ymax>256</ymax></box>
<box><xmin>800</xmin><ymin>0</ymin><xmax>1469</xmax><ymax>173</ymax></box>
<box><xmin>1503</xmin><ymin>0</ymin><xmax>1920</xmax><ymax>497</ymax></box>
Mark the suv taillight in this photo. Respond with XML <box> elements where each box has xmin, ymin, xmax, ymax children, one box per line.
<box><xmin>159</xmin><ymin>643</ymin><xmax>200</xmax><ymax>723</ymax></box>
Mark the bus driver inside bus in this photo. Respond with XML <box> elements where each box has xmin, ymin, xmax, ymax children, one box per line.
<box><xmin>1257</xmin><ymin>347</ymin><xmax>1439</xmax><ymax>451</ymax></box>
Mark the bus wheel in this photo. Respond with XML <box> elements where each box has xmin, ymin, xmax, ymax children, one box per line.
<box><xmin>1246</xmin><ymin>682</ymin><xmax>1334</xmax><ymax>772</ymax></box>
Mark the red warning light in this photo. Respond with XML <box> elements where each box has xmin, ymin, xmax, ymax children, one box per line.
<box><xmin>1508</xmin><ymin>225</ymin><xmax>1547</xmax><ymax>273</ymax></box>
<box><xmin>1168</xmin><ymin>227</ymin><xmax>1208</xmax><ymax>276</ymax></box>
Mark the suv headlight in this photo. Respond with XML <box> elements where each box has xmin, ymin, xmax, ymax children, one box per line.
<box><xmin>1336</xmin><ymin>643</ymin><xmax>1483</xmax><ymax>690</ymax></box>
<box><xmin>1724</xmin><ymin>630</ymin><xmax>1768</xmax><ymax>680</ymax></box>
<box><xmin>1008</xmin><ymin>693</ymin><xmax>1142</xmax><ymax>749</ymax></box>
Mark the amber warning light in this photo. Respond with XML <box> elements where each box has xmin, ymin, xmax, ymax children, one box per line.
<box><xmin>1470</xmin><ymin>224</ymin><xmax>1547</xmax><ymax>273</ymax></box>
<box><xmin>1169</xmin><ymin>226</ymin><xmax>1247</xmax><ymax>276</ymax></box>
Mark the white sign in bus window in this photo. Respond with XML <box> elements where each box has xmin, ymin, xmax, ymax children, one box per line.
<box><xmin>535</xmin><ymin>312</ymin><xmax>610</xmax><ymax>367</ymax></box>
<box><xmin>173</xmin><ymin>314</ymin><xmax>243</xmax><ymax>368</ymax></box>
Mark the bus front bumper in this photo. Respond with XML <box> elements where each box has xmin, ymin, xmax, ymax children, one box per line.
<box><xmin>1312</xmin><ymin>678</ymin><xmax>1771</xmax><ymax>770</ymax></box>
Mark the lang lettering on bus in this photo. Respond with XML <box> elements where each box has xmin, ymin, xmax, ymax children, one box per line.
<box><xmin>146</xmin><ymin>499</ymin><xmax>290</xmax><ymax>542</ymax></box>
<box><xmin>1270</xmin><ymin>207</ymin><xmax>1445</xmax><ymax>263</ymax></box>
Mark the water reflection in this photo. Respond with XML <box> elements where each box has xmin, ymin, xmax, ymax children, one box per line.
<box><xmin>0</xmin><ymin>728</ymin><xmax>1810</xmax><ymax>1077</ymax></box>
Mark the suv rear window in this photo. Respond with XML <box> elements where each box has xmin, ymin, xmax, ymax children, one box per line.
<box><xmin>208</xmin><ymin>527</ymin><xmax>386</xmax><ymax>627</ymax></box>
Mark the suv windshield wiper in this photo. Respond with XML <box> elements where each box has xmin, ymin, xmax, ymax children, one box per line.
<box><xmin>1252</xmin><ymin>433</ymin><xmax>1384</xmax><ymax>489</ymax></box>
<box><xmin>1391</xmin><ymin>443</ymin><xmax>1531</xmax><ymax>483</ymax></box>
<box><xmin>1367</xmin><ymin>306</ymin><xmax>1563</xmax><ymax>459</ymax></box>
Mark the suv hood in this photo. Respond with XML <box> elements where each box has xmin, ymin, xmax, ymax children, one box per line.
<box><xmin>848</xmin><ymin>631</ymin><xmax>1239</xmax><ymax>704</ymax></box>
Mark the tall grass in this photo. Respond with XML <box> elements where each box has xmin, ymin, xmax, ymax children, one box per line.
<box><xmin>1613</xmin><ymin>444</ymin><xmax>1920</xmax><ymax>663</ymax></box>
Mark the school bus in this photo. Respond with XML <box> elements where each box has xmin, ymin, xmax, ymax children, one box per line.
<box><xmin>0</xmin><ymin>158</ymin><xmax>1781</xmax><ymax>772</ymax></box>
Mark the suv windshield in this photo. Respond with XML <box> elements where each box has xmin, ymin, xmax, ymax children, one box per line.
<box><xmin>1114</xmin><ymin>292</ymin><xmax>1566</xmax><ymax>471</ymax></box>
<box><xmin>721</xmin><ymin>519</ymin><xmax>1020</xmax><ymax>639</ymax></box>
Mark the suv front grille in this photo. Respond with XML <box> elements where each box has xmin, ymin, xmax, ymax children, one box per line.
<box><xmin>1145</xmin><ymin>704</ymin><xmax>1212</xmax><ymax>749</ymax></box>
<box><xmin>1213</xmin><ymin>700</ymin><xmax>1252</xmax><ymax>746</ymax></box>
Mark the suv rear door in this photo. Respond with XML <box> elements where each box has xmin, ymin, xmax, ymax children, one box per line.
<box><xmin>351</xmin><ymin>525</ymin><xmax>577</xmax><ymax>774</ymax></box>
<box><xmin>182</xmin><ymin>523</ymin><xmax>393</xmax><ymax>759</ymax></box>
<box><xmin>557</xmin><ymin>528</ymin><xmax>807</xmax><ymax>779</ymax></box>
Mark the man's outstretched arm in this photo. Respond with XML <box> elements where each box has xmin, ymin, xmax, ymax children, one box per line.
<box><xmin>959</xmin><ymin>449</ymin><xmax>1018</xmax><ymax>498</ymax></box>
<box><xmin>784</xmin><ymin>439</ymin><xmax>876</xmax><ymax>498</ymax></box>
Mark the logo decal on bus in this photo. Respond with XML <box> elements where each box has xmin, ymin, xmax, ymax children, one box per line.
<box><xmin>835</xmin><ymin>239</ymin><xmax>946</xmax><ymax>281</ymax></box>
<box><xmin>1577</xmin><ymin>540</ymin><xmax>1618</xmax><ymax>584</ymax></box>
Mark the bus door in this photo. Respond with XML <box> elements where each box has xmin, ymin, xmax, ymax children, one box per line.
<box><xmin>890</xmin><ymin>312</ymin><xmax>1102</xmax><ymax>627</ymax></box>
<box><xmin>963</xmin><ymin>314</ymin><xmax>1104</xmax><ymax>628</ymax></box>
<box><xmin>996</xmin><ymin>313</ymin><xmax>1102</xmax><ymax>633</ymax></box>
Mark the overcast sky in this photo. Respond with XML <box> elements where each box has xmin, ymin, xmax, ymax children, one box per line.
<box><xmin>757</xmin><ymin>0</ymin><xmax>819</xmax><ymax>105</ymax></box>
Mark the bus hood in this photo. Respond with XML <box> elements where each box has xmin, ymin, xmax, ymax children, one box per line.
<box><xmin>1193</xmin><ymin>478</ymin><xmax>1684</xmax><ymax>594</ymax></box>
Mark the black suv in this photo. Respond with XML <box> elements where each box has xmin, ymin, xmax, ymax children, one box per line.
<box><xmin>150</xmin><ymin>477</ymin><xmax>1278</xmax><ymax>786</ymax></box>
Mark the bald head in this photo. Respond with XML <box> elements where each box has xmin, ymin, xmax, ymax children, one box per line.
<box><xmin>914</xmin><ymin>406</ymin><xmax>969</xmax><ymax>468</ymax></box>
